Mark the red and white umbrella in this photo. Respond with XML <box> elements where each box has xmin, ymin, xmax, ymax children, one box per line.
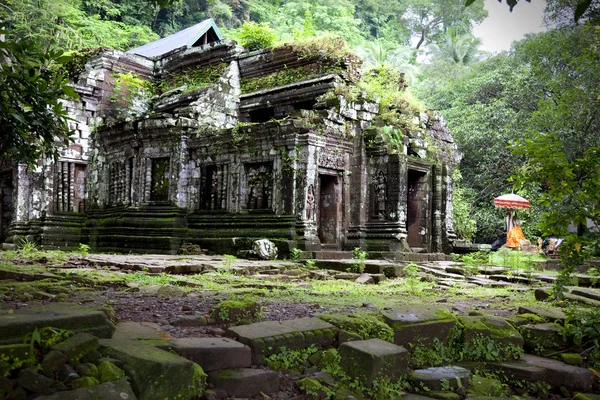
<box><xmin>493</xmin><ymin>193</ymin><xmax>530</xmax><ymax>209</ymax></box>
<box><xmin>494</xmin><ymin>193</ymin><xmax>530</xmax><ymax>232</ymax></box>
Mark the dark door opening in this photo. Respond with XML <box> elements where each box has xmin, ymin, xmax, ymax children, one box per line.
<box><xmin>407</xmin><ymin>169</ymin><xmax>429</xmax><ymax>249</ymax></box>
<box><xmin>0</xmin><ymin>171</ymin><xmax>13</xmax><ymax>243</ymax></box>
<box><xmin>318</xmin><ymin>174</ymin><xmax>341</xmax><ymax>247</ymax></box>
<box><xmin>151</xmin><ymin>158</ymin><xmax>170</xmax><ymax>202</ymax></box>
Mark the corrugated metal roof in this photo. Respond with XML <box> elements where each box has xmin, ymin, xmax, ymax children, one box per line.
<box><xmin>126</xmin><ymin>18</ymin><xmax>223</xmax><ymax>59</ymax></box>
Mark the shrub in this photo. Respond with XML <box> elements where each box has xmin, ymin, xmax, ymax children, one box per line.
<box><xmin>239</xmin><ymin>22</ymin><xmax>277</xmax><ymax>51</ymax></box>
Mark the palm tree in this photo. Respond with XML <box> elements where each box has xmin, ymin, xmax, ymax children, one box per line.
<box><xmin>427</xmin><ymin>26</ymin><xmax>486</xmax><ymax>65</ymax></box>
<box><xmin>356</xmin><ymin>39</ymin><xmax>421</xmax><ymax>84</ymax></box>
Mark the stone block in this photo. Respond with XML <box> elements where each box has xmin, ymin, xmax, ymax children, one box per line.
<box><xmin>520</xmin><ymin>322</ymin><xmax>567</xmax><ymax>351</ymax></box>
<box><xmin>0</xmin><ymin>303</ymin><xmax>115</xmax><ymax>345</ymax></box>
<box><xmin>227</xmin><ymin>318</ymin><xmax>338</xmax><ymax>364</ymax></box>
<box><xmin>517</xmin><ymin>306</ymin><xmax>566</xmax><ymax>322</ymax></box>
<box><xmin>381</xmin><ymin>306</ymin><xmax>457</xmax><ymax>347</ymax></box>
<box><xmin>207</xmin><ymin>368</ymin><xmax>279</xmax><ymax>397</ymax></box>
<box><xmin>170</xmin><ymin>337</ymin><xmax>251</xmax><ymax>372</ymax></box>
<box><xmin>52</xmin><ymin>333</ymin><xmax>99</xmax><ymax>363</ymax></box>
<box><xmin>459</xmin><ymin>316</ymin><xmax>524</xmax><ymax>361</ymax></box>
<box><xmin>409</xmin><ymin>366</ymin><xmax>471</xmax><ymax>392</ymax></box>
<box><xmin>17</xmin><ymin>368</ymin><xmax>55</xmax><ymax>393</ymax></box>
<box><xmin>487</xmin><ymin>354</ymin><xmax>596</xmax><ymax>392</ymax></box>
<box><xmin>112</xmin><ymin>321</ymin><xmax>166</xmax><ymax>340</ymax></box>
<box><xmin>0</xmin><ymin>344</ymin><xmax>35</xmax><ymax>377</ymax></box>
<box><xmin>211</xmin><ymin>299</ymin><xmax>261</xmax><ymax>324</ymax></box>
<box><xmin>34</xmin><ymin>379</ymin><xmax>137</xmax><ymax>400</ymax></box>
<box><xmin>99</xmin><ymin>338</ymin><xmax>206</xmax><ymax>400</ymax></box>
<box><xmin>339</xmin><ymin>338</ymin><xmax>409</xmax><ymax>387</ymax></box>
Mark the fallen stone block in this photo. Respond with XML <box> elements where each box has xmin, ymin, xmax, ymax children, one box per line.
<box><xmin>0</xmin><ymin>303</ymin><xmax>115</xmax><ymax>345</ymax></box>
<box><xmin>34</xmin><ymin>379</ymin><xmax>137</xmax><ymax>400</ymax></box>
<box><xmin>517</xmin><ymin>306</ymin><xmax>566</xmax><ymax>322</ymax></box>
<box><xmin>211</xmin><ymin>299</ymin><xmax>261</xmax><ymax>324</ymax></box>
<box><xmin>339</xmin><ymin>338</ymin><xmax>409</xmax><ymax>387</ymax></box>
<box><xmin>570</xmin><ymin>288</ymin><xmax>600</xmax><ymax>301</ymax></box>
<box><xmin>409</xmin><ymin>366</ymin><xmax>471</xmax><ymax>391</ymax></box>
<box><xmin>520</xmin><ymin>323</ymin><xmax>567</xmax><ymax>352</ymax></box>
<box><xmin>170</xmin><ymin>337</ymin><xmax>251</xmax><ymax>372</ymax></box>
<box><xmin>355</xmin><ymin>274</ymin><xmax>375</xmax><ymax>284</ymax></box>
<box><xmin>459</xmin><ymin>316</ymin><xmax>523</xmax><ymax>361</ymax></box>
<box><xmin>227</xmin><ymin>317</ymin><xmax>338</xmax><ymax>364</ymax></box>
<box><xmin>112</xmin><ymin>321</ymin><xmax>166</xmax><ymax>340</ymax></box>
<box><xmin>17</xmin><ymin>367</ymin><xmax>55</xmax><ymax>393</ymax></box>
<box><xmin>381</xmin><ymin>305</ymin><xmax>457</xmax><ymax>348</ymax></box>
<box><xmin>207</xmin><ymin>368</ymin><xmax>279</xmax><ymax>397</ymax></box>
<box><xmin>99</xmin><ymin>338</ymin><xmax>206</xmax><ymax>400</ymax></box>
<box><xmin>52</xmin><ymin>332</ymin><xmax>99</xmax><ymax>363</ymax></box>
<box><xmin>487</xmin><ymin>354</ymin><xmax>596</xmax><ymax>392</ymax></box>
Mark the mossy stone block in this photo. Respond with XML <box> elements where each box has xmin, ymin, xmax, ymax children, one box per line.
<box><xmin>459</xmin><ymin>316</ymin><xmax>524</xmax><ymax>361</ymax></box>
<box><xmin>75</xmin><ymin>362</ymin><xmax>99</xmax><ymax>379</ymax></box>
<box><xmin>98</xmin><ymin>360</ymin><xmax>125</xmax><ymax>382</ymax></box>
<box><xmin>52</xmin><ymin>332</ymin><xmax>99</xmax><ymax>363</ymax></box>
<box><xmin>520</xmin><ymin>322</ymin><xmax>567</xmax><ymax>352</ymax></box>
<box><xmin>410</xmin><ymin>366</ymin><xmax>471</xmax><ymax>392</ymax></box>
<box><xmin>381</xmin><ymin>306</ymin><xmax>457</xmax><ymax>347</ymax></box>
<box><xmin>99</xmin><ymin>338</ymin><xmax>206</xmax><ymax>400</ymax></box>
<box><xmin>559</xmin><ymin>353</ymin><xmax>583</xmax><ymax>366</ymax></box>
<box><xmin>211</xmin><ymin>299</ymin><xmax>261</xmax><ymax>324</ymax></box>
<box><xmin>72</xmin><ymin>376</ymin><xmax>100</xmax><ymax>388</ymax></box>
<box><xmin>318</xmin><ymin>313</ymin><xmax>394</xmax><ymax>342</ymax></box>
<box><xmin>0</xmin><ymin>344</ymin><xmax>35</xmax><ymax>377</ymax></box>
<box><xmin>339</xmin><ymin>338</ymin><xmax>409</xmax><ymax>387</ymax></box>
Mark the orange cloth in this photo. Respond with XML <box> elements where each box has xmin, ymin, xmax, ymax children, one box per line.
<box><xmin>506</xmin><ymin>225</ymin><xmax>526</xmax><ymax>248</ymax></box>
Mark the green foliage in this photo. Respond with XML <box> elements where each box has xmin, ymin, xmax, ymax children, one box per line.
<box><xmin>289</xmin><ymin>248</ymin><xmax>302</xmax><ymax>262</ymax></box>
<box><xmin>451</xmin><ymin>169</ymin><xmax>477</xmax><ymax>242</ymax></box>
<box><xmin>239</xmin><ymin>21</ymin><xmax>277</xmax><ymax>51</ymax></box>
<box><xmin>240</xmin><ymin>64</ymin><xmax>342</xmax><ymax>93</ymax></box>
<box><xmin>157</xmin><ymin>63</ymin><xmax>226</xmax><ymax>95</ymax></box>
<box><xmin>266</xmin><ymin>344</ymin><xmax>318</xmax><ymax>371</ymax></box>
<box><xmin>24</xmin><ymin>327</ymin><xmax>74</xmax><ymax>352</ymax></box>
<box><xmin>78</xmin><ymin>243</ymin><xmax>91</xmax><ymax>257</ymax></box>
<box><xmin>347</xmin><ymin>247</ymin><xmax>367</xmax><ymax>274</ymax></box>
<box><xmin>110</xmin><ymin>72</ymin><xmax>151</xmax><ymax>121</ymax></box>
<box><xmin>318</xmin><ymin>313</ymin><xmax>394</xmax><ymax>342</ymax></box>
<box><xmin>0</xmin><ymin>30</ymin><xmax>77</xmax><ymax>166</ymax></box>
<box><xmin>304</xmin><ymin>259</ymin><xmax>316</xmax><ymax>269</ymax></box>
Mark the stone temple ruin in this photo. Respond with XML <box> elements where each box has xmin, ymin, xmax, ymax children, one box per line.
<box><xmin>0</xmin><ymin>19</ymin><xmax>460</xmax><ymax>257</ymax></box>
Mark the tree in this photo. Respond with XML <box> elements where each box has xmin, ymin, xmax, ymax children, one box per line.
<box><xmin>426</xmin><ymin>26</ymin><xmax>485</xmax><ymax>65</ymax></box>
<box><xmin>0</xmin><ymin>30</ymin><xmax>77</xmax><ymax>166</ymax></box>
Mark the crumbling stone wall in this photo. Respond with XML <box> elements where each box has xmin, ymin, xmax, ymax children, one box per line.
<box><xmin>3</xmin><ymin>35</ymin><xmax>461</xmax><ymax>256</ymax></box>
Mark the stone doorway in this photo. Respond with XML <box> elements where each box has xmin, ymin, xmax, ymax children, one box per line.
<box><xmin>407</xmin><ymin>169</ymin><xmax>429</xmax><ymax>249</ymax></box>
<box><xmin>317</xmin><ymin>173</ymin><xmax>342</xmax><ymax>248</ymax></box>
<box><xmin>151</xmin><ymin>158</ymin><xmax>170</xmax><ymax>202</ymax></box>
<box><xmin>0</xmin><ymin>171</ymin><xmax>13</xmax><ymax>243</ymax></box>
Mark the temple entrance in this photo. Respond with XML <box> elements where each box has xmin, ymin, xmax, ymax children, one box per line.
<box><xmin>0</xmin><ymin>171</ymin><xmax>13</xmax><ymax>243</ymax></box>
<box><xmin>317</xmin><ymin>174</ymin><xmax>342</xmax><ymax>247</ymax></box>
<box><xmin>151</xmin><ymin>158</ymin><xmax>170</xmax><ymax>202</ymax></box>
<box><xmin>407</xmin><ymin>169</ymin><xmax>429</xmax><ymax>249</ymax></box>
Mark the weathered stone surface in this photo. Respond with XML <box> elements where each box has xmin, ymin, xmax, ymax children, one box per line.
<box><xmin>0</xmin><ymin>344</ymin><xmax>35</xmax><ymax>377</ymax></box>
<box><xmin>227</xmin><ymin>318</ymin><xmax>338</xmax><ymax>364</ymax></box>
<box><xmin>139</xmin><ymin>284</ymin><xmax>186</xmax><ymax>297</ymax></box>
<box><xmin>75</xmin><ymin>363</ymin><xmax>99</xmax><ymax>379</ymax></box>
<box><xmin>505</xmin><ymin>313</ymin><xmax>546</xmax><ymax>327</ymax></box>
<box><xmin>520</xmin><ymin>322</ymin><xmax>566</xmax><ymax>351</ymax></box>
<box><xmin>253</xmin><ymin>239</ymin><xmax>278</xmax><ymax>259</ymax></box>
<box><xmin>459</xmin><ymin>316</ymin><xmax>523</xmax><ymax>361</ymax></box>
<box><xmin>355</xmin><ymin>274</ymin><xmax>375</xmax><ymax>284</ymax></box>
<box><xmin>112</xmin><ymin>321</ymin><xmax>166</xmax><ymax>340</ymax></box>
<box><xmin>487</xmin><ymin>354</ymin><xmax>596</xmax><ymax>392</ymax></box>
<box><xmin>171</xmin><ymin>315</ymin><xmax>208</xmax><ymax>327</ymax></box>
<box><xmin>211</xmin><ymin>299</ymin><xmax>261</xmax><ymax>324</ymax></box>
<box><xmin>517</xmin><ymin>306</ymin><xmax>566</xmax><ymax>322</ymax></box>
<box><xmin>98</xmin><ymin>360</ymin><xmax>126</xmax><ymax>382</ymax></box>
<box><xmin>170</xmin><ymin>337</ymin><xmax>251</xmax><ymax>372</ymax></box>
<box><xmin>99</xmin><ymin>338</ymin><xmax>206</xmax><ymax>400</ymax></box>
<box><xmin>17</xmin><ymin>368</ymin><xmax>55</xmax><ymax>392</ymax></box>
<box><xmin>207</xmin><ymin>368</ymin><xmax>279</xmax><ymax>397</ymax></box>
<box><xmin>339</xmin><ymin>338</ymin><xmax>409</xmax><ymax>387</ymax></box>
<box><xmin>571</xmin><ymin>288</ymin><xmax>600</xmax><ymax>301</ymax></box>
<box><xmin>72</xmin><ymin>376</ymin><xmax>100</xmax><ymax>388</ymax></box>
<box><xmin>381</xmin><ymin>306</ymin><xmax>457</xmax><ymax>347</ymax></box>
<box><xmin>0</xmin><ymin>303</ymin><xmax>115</xmax><ymax>345</ymax></box>
<box><xmin>409</xmin><ymin>366</ymin><xmax>471</xmax><ymax>391</ymax></box>
<box><xmin>35</xmin><ymin>379</ymin><xmax>137</xmax><ymax>400</ymax></box>
<box><xmin>52</xmin><ymin>332</ymin><xmax>99</xmax><ymax>363</ymax></box>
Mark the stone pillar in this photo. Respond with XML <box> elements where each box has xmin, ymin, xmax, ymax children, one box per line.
<box><xmin>294</xmin><ymin>142</ymin><xmax>320</xmax><ymax>251</ymax></box>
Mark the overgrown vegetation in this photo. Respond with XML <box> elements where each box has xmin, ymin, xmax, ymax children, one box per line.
<box><xmin>156</xmin><ymin>63</ymin><xmax>227</xmax><ymax>95</ymax></box>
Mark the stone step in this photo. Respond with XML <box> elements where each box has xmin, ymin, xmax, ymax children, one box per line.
<box><xmin>570</xmin><ymin>287</ymin><xmax>600</xmax><ymax>301</ymax></box>
<box><xmin>564</xmin><ymin>292</ymin><xmax>600</xmax><ymax>307</ymax></box>
<box><xmin>98</xmin><ymin>339</ymin><xmax>206</xmax><ymax>400</ymax></box>
<box><xmin>487</xmin><ymin>354</ymin><xmax>595</xmax><ymax>392</ymax></box>
<box><xmin>409</xmin><ymin>366</ymin><xmax>471</xmax><ymax>391</ymax></box>
<box><xmin>0</xmin><ymin>303</ymin><xmax>115</xmax><ymax>345</ymax></box>
<box><xmin>169</xmin><ymin>337</ymin><xmax>251</xmax><ymax>372</ymax></box>
<box><xmin>517</xmin><ymin>306</ymin><xmax>566</xmax><ymax>322</ymax></box>
<box><xmin>226</xmin><ymin>317</ymin><xmax>338</xmax><ymax>364</ymax></box>
<box><xmin>207</xmin><ymin>368</ymin><xmax>279</xmax><ymax>398</ymax></box>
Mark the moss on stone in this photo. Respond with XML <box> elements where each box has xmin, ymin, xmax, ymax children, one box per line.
<box><xmin>98</xmin><ymin>360</ymin><xmax>126</xmax><ymax>382</ymax></box>
<box><xmin>468</xmin><ymin>374</ymin><xmax>508</xmax><ymax>397</ymax></box>
<box><xmin>559</xmin><ymin>353</ymin><xmax>583</xmax><ymax>366</ymax></box>
<box><xmin>72</xmin><ymin>376</ymin><xmax>100</xmax><ymax>388</ymax></box>
<box><xmin>211</xmin><ymin>299</ymin><xmax>261</xmax><ymax>324</ymax></box>
<box><xmin>0</xmin><ymin>344</ymin><xmax>36</xmax><ymax>378</ymax></box>
<box><xmin>318</xmin><ymin>313</ymin><xmax>394</xmax><ymax>342</ymax></box>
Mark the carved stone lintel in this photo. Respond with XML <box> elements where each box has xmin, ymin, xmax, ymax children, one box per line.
<box><xmin>318</xmin><ymin>149</ymin><xmax>345</xmax><ymax>170</ymax></box>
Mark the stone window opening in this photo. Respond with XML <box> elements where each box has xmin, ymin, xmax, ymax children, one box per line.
<box><xmin>248</xmin><ymin>107</ymin><xmax>275</xmax><ymax>123</ymax></box>
<box><xmin>293</xmin><ymin>100</ymin><xmax>317</xmax><ymax>111</ymax></box>
<box><xmin>108</xmin><ymin>158</ymin><xmax>134</xmax><ymax>206</ymax></box>
<box><xmin>55</xmin><ymin>162</ymin><xmax>87</xmax><ymax>213</ymax></box>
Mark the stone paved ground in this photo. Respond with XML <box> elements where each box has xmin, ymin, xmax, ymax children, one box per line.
<box><xmin>2</xmin><ymin>252</ymin><xmax>600</xmax><ymax>399</ymax></box>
